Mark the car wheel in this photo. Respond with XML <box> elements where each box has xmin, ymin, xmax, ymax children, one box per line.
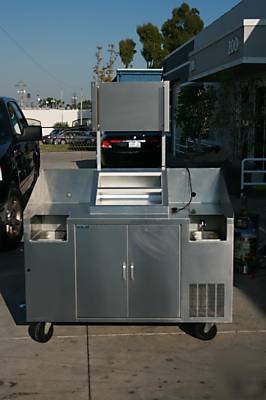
<box><xmin>60</xmin><ymin>139</ymin><xmax>66</xmax><ymax>145</ymax></box>
<box><xmin>0</xmin><ymin>186</ymin><xmax>23</xmax><ymax>251</ymax></box>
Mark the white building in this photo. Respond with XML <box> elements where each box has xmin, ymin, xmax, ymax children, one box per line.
<box><xmin>23</xmin><ymin>109</ymin><xmax>91</xmax><ymax>136</ymax></box>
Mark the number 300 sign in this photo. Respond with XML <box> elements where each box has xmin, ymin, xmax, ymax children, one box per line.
<box><xmin>228</xmin><ymin>37</ymin><xmax>240</xmax><ymax>56</ymax></box>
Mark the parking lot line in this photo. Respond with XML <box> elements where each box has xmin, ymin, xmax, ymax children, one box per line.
<box><xmin>1</xmin><ymin>329</ymin><xmax>266</xmax><ymax>342</ymax></box>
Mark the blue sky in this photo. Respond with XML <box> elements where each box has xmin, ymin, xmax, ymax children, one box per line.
<box><xmin>0</xmin><ymin>0</ymin><xmax>240</xmax><ymax>103</ymax></box>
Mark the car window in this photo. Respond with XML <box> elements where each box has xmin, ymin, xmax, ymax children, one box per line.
<box><xmin>0</xmin><ymin>102</ymin><xmax>10</xmax><ymax>138</ymax></box>
<box><xmin>27</xmin><ymin>118</ymin><xmax>41</xmax><ymax>126</ymax></box>
<box><xmin>0</xmin><ymin>112</ymin><xmax>4</xmax><ymax>138</ymax></box>
<box><xmin>7</xmin><ymin>102</ymin><xmax>25</xmax><ymax>135</ymax></box>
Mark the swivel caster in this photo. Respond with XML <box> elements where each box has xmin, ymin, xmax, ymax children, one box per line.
<box><xmin>28</xmin><ymin>322</ymin><xmax>54</xmax><ymax>343</ymax></box>
<box><xmin>193</xmin><ymin>323</ymin><xmax>217</xmax><ymax>341</ymax></box>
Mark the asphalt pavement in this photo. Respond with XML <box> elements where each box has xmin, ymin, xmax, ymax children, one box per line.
<box><xmin>0</xmin><ymin>151</ymin><xmax>265</xmax><ymax>400</ymax></box>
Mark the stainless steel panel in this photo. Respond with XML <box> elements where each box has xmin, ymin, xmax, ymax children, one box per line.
<box><xmin>163</xmin><ymin>81</ymin><xmax>170</xmax><ymax>132</ymax></box>
<box><xmin>181</xmin><ymin>221</ymin><xmax>233</xmax><ymax>322</ymax></box>
<box><xmin>96</xmin><ymin>171</ymin><xmax>163</xmax><ymax>206</ymax></box>
<box><xmin>24</xmin><ymin>167</ymin><xmax>234</xmax><ymax>325</ymax></box>
<box><xmin>26</xmin><ymin>169</ymin><xmax>95</xmax><ymax>206</ymax></box>
<box><xmin>89</xmin><ymin>205</ymin><xmax>169</xmax><ymax>216</ymax></box>
<box><xmin>98</xmin><ymin>83</ymin><xmax>164</xmax><ymax>132</ymax></box>
<box><xmin>91</xmin><ymin>82</ymin><xmax>98</xmax><ymax>132</ymax></box>
<box><xmin>128</xmin><ymin>225</ymin><xmax>180</xmax><ymax>318</ymax></box>
<box><xmin>167</xmin><ymin>168</ymin><xmax>224</xmax><ymax>205</ymax></box>
<box><xmin>95</xmin><ymin>195</ymin><xmax>162</xmax><ymax>206</ymax></box>
<box><xmin>96</xmin><ymin>130</ymin><xmax>101</xmax><ymax>171</ymax></box>
<box><xmin>75</xmin><ymin>225</ymin><xmax>127</xmax><ymax>318</ymax></box>
<box><xmin>98</xmin><ymin>171</ymin><xmax>162</xmax><ymax>188</ymax></box>
<box><xmin>25</xmin><ymin>228</ymin><xmax>76</xmax><ymax>322</ymax></box>
<box><xmin>31</xmin><ymin>215</ymin><xmax>67</xmax><ymax>241</ymax></box>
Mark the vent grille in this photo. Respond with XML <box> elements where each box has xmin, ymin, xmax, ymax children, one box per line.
<box><xmin>189</xmin><ymin>284</ymin><xmax>225</xmax><ymax>318</ymax></box>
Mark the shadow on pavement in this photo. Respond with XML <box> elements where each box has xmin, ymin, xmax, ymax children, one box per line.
<box><xmin>76</xmin><ymin>159</ymin><xmax>96</xmax><ymax>169</ymax></box>
<box><xmin>0</xmin><ymin>244</ymin><xmax>26</xmax><ymax>325</ymax></box>
<box><xmin>231</xmin><ymin>193</ymin><xmax>266</xmax><ymax>317</ymax></box>
<box><xmin>234</xmin><ymin>269</ymin><xmax>266</xmax><ymax>316</ymax></box>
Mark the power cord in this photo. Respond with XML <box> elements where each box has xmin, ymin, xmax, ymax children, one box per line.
<box><xmin>172</xmin><ymin>168</ymin><xmax>196</xmax><ymax>213</ymax></box>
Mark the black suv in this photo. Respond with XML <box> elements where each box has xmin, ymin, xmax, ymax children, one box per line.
<box><xmin>0</xmin><ymin>97</ymin><xmax>42</xmax><ymax>250</ymax></box>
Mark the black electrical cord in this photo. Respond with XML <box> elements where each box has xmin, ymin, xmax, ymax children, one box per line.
<box><xmin>176</xmin><ymin>167</ymin><xmax>196</xmax><ymax>212</ymax></box>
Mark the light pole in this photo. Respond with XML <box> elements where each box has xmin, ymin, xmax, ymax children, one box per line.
<box><xmin>36</xmin><ymin>94</ymin><xmax>41</xmax><ymax>108</ymax></box>
<box><xmin>15</xmin><ymin>81</ymin><xmax>27</xmax><ymax>108</ymax></box>
<box><xmin>72</xmin><ymin>93</ymin><xmax>78</xmax><ymax>109</ymax></box>
<box><xmin>80</xmin><ymin>88</ymin><xmax>83</xmax><ymax>126</ymax></box>
<box><xmin>60</xmin><ymin>90</ymin><xmax>63</xmax><ymax>109</ymax></box>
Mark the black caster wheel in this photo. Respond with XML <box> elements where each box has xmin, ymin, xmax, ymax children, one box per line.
<box><xmin>193</xmin><ymin>323</ymin><xmax>217</xmax><ymax>341</ymax></box>
<box><xmin>28</xmin><ymin>322</ymin><xmax>54</xmax><ymax>343</ymax></box>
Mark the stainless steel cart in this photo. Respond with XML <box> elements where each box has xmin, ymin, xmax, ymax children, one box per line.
<box><xmin>24</xmin><ymin>81</ymin><xmax>234</xmax><ymax>342</ymax></box>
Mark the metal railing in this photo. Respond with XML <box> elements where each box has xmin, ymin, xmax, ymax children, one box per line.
<box><xmin>175</xmin><ymin>138</ymin><xmax>221</xmax><ymax>155</ymax></box>
<box><xmin>176</xmin><ymin>141</ymin><xmax>194</xmax><ymax>154</ymax></box>
<box><xmin>241</xmin><ymin>158</ymin><xmax>266</xmax><ymax>191</ymax></box>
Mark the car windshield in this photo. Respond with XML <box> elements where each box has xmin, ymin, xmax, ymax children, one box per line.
<box><xmin>50</xmin><ymin>129</ymin><xmax>60</xmax><ymax>135</ymax></box>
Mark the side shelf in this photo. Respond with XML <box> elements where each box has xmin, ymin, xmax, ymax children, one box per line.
<box><xmin>30</xmin><ymin>215</ymin><xmax>68</xmax><ymax>241</ymax></box>
<box><xmin>95</xmin><ymin>171</ymin><xmax>163</xmax><ymax>206</ymax></box>
<box><xmin>189</xmin><ymin>215</ymin><xmax>227</xmax><ymax>242</ymax></box>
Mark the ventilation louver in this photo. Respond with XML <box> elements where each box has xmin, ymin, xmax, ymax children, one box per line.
<box><xmin>189</xmin><ymin>284</ymin><xmax>225</xmax><ymax>318</ymax></box>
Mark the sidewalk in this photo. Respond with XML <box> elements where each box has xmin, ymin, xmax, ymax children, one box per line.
<box><xmin>0</xmin><ymin>241</ymin><xmax>266</xmax><ymax>400</ymax></box>
<box><xmin>0</xmin><ymin>151</ymin><xmax>265</xmax><ymax>400</ymax></box>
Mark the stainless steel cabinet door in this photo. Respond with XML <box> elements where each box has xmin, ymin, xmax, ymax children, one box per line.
<box><xmin>75</xmin><ymin>225</ymin><xmax>127</xmax><ymax>318</ymax></box>
<box><xmin>128</xmin><ymin>225</ymin><xmax>180</xmax><ymax>319</ymax></box>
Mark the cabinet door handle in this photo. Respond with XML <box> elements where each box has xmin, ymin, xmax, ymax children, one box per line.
<box><xmin>130</xmin><ymin>264</ymin><xmax>135</xmax><ymax>280</ymax></box>
<box><xmin>122</xmin><ymin>263</ymin><xmax>127</xmax><ymax>281</ymax></box>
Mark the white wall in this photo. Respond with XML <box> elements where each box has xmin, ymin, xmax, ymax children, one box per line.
<box><xmin>22</xmin><ymin>109</ymin><xmax>91</xmax><ymax>136</ymax></box>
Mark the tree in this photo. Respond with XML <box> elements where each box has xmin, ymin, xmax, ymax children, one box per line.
<box><xmin>53</xmin><ymin>122</ymin><xmax>69</xmax><ymax>128</ymax></box>
<box><xmin>162</xmin><ymin>3</ymin><xmax>204</xmax><ymax>54</ymax></box>
<box><xmin>119</xmin><ymin>39</ymin><xmax>136</xmax><ymax>68</ymax></box>
<box><xmin>136</xmin><ymin>23</ymin><xmax>165</xmax><ymax>68</ymax></box>
<box><xmin>93</xmin><ymin>44</ymin><xmax>118</xmax><ymax>82</ymax></box>
<box><xmin>135</xmin><ymin>4</ymin><xmax>204</xmax><ymax>67</ymax></box>
<box><xmin>78</xmin><ymin>99</ymin><xmax>92</xmax><ymax>110</ymax></box>
<box><xmin>175</xmin><ymin>85</ymin><xmax>216</xmax><ymax>142</ymax></box>
<box><xmin>38</xmin><ymin>97</ymin><xmax>64</xmax><ymax>109</ymax></box>
<box><xmin>213</xmin><ymin>76</ymin><xmax>266</xmax><ymax>160</ymax></box>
